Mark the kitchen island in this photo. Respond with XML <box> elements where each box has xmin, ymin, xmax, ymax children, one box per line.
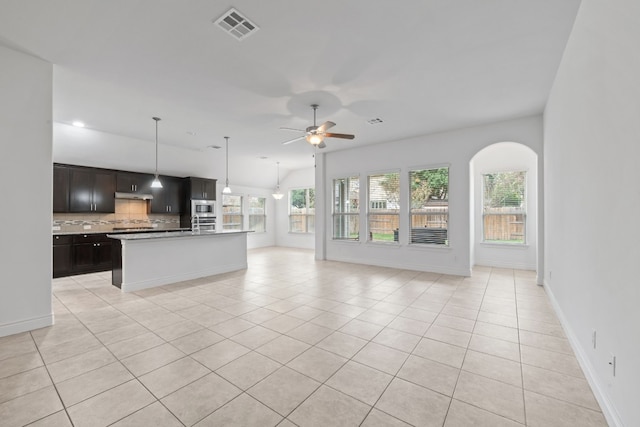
<box><xmin>108</xmin><ymin>230</ymin><xmax>251</xmax><ymax>292</ymax></box>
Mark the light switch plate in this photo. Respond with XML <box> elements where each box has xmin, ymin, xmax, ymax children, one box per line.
<box><xmin>83</xmin><ymin>225</ymin><xmax>91</xmax><ymax>230</ymax></box>
<box><xmin>52</xmin><ymin>226</ymin><xmax>61</xmax><ymax>231</ymax></box>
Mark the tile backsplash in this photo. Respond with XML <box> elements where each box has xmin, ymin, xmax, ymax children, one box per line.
<box><xmin>53</xmin><ymin>199</ymin><xmax>180</xmax><ymax>233</ymax></box>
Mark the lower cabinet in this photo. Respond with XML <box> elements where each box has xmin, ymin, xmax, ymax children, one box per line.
<box><xmin>53</xmin><ymin>235</ymin><xmax>72</xmax><ymax>278</ymax></box>
<box><xmin>53</xmin><ymin>234</ymin><xmax>113</xmax><ymax>278</ymax></box>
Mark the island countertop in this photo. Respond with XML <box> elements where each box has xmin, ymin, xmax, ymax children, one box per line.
<box><xmin>107</xmin><ymin>229</ymin><xmax>251</xmax><ymax>240</ymax></box>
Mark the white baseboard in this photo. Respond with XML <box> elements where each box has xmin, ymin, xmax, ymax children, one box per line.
<box><xmin>0</xmin><ymin>313</ymin><xmax>54</xmax><ymax>338</ymax></box>
<box><xmin>543</xmin><ymin>280</ymin><xmax>623</xmax><ymax>427</ymax></box>
<box><xmin>474</xmin><ymin>258</ymin><xmax>536</xmax><ymax>271</ymax></box>
<box><xmin>326</xmin><ymin>254</ymin><xmax>471</xmax><ymax>277</ymax></box>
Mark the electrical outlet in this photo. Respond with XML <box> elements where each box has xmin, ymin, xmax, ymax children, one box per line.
<box><xmin>592</xmin><ymin>330</ymin><xmax>597</xmax><ymax>349</ymax></box>
<box><xmin>609</xmin><ymin>353</ymin><xmax>616</xmax><ymax>376</ymax></box>
<box><xmin>83</xmin><ymin>225</ymin><xmax>91</xmax><ymax>230</ymax></box>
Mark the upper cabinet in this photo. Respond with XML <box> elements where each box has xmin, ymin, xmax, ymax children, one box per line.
<box><xmin>188</xmin><ymin>177</ymin><xmax>216</xmax><ymax>200</ymax></box>
<box><xmin>150</xmin><ymin>175</ymin><xmax>183</xmax><ymax>214</ymax></box>
<box><xmin>116</xmin><ymin>172</ymin><xmax>153</xmax><ymax>194</ymax></box>
<box><xmin>68</xmin><ymin>166</ymin><xmax>116</xmax><ymax>213</ymax></box>
<box><xmin>53</xmin><ymin>164</ymin><xmax>70</xmax><ymax>213</ymax></box>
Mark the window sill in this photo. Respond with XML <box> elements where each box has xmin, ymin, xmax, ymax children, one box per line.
<box><xmin>288</xmin><ymin>232</ymin><xmax>314</xmax><ymax>235</ymax></box>
<box><xmin>365</xmin><ymin>241</ymin><xmax>401</xmax><ymax>248</ymax></box>
<box><xmin>407</xmin><ymin>243</ymin><xmax>451</xmax><ymax>251</ymax></box>
<box><xmin>480</xmin><ymin>242</ymin><xmax>529</xmax><ymax>249</ymax></box>
<box><xmin>331</xmin><ymin>238</ymin><xmax>360</xmax><ymax>243</ymax></box>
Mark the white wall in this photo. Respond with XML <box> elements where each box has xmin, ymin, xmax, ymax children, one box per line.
<box><xmin>320</xmin><ymin>116</ymin><xmax>543</xmax><ymax>276</ymax></box>
<box><xmin>544</xmin><ymin>1</ymin><xmax>640</xmax><ymax>425</ymax></box>
<box><xmin>218</xmin><ymin>184</ymin><xmax>276</xmax><ymax>249</ymax></box>
<box><xmin>471</xmin><ymin>142</ymin><xmax>538</xmax><ymax>270</ymax></box>
<box><xmin>275</xmin><ymin>166</ymin><xmax>315</xmax><ymax>249</ymax></box>
<box><xmin>0</xmin><ymin>46</ymin><xmax>53</xmax><ymax>336</ymax></box>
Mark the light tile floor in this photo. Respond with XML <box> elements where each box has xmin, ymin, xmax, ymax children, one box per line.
<box><xmin>0</xmin><ymin>247</ymin><xmax>609</xmax><ymax>426</ymax></box>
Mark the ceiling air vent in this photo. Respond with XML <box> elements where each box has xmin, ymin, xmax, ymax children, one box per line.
<box><xmin>367</xmin><ymin>118</ymin><xmax>384</xmax><ymax>125</ymax></box>
<box><xmin>214</xmin><ymin>8</ymin><xmax>259</xmax><ymax>41</ymax></box>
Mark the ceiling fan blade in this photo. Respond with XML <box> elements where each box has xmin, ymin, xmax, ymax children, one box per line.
<box><xmin>318</xmin><ymin>141</ymin><xmax>327</xmax><ymax>149</ymax></box>
<box><xmin>281</xmin><ymin>135</ymin><xmax>306</xmax><ymax>145</ymax></box>
<box><xmin>317</xmin><ymin>121</ymin><xmax>336</xmax><ymax>133</ymax></box>
<box><xmin>324</xmin><ymin>132</ymin><xmax>355</xmax><ymax>140</ymax></box>
<box><xmin>279</xmin><ymin>127</ymin><xmax>305</xmax><ymax>132</ymax></box>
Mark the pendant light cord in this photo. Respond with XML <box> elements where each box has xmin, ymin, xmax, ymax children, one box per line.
<box><xmin>153</xmin><ymin>117</ymin><xmax>161</xmax><ymax>177</ymax></box>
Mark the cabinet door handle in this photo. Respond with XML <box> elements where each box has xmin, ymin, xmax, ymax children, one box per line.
<box><xmin>134</xmin><ymin>184</ymin><xmax>137</xmax><ymax>191</ymax></box>
<box><xmin>96</xmin><ymin>243</ymin><xmax>100</xmax><ymax>247</ymax></box>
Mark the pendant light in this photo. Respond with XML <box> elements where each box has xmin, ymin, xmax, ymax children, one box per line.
<box><xmin>222</xmin><ymin>136</ymin><xmax>231</xmax><ymax>194</ymax></box>
<box><xmin>272</xmin><ymin>161</ymin><xmax>283</xmax><ymax>200</ymax></box>
<box><xmin>151</xmin><ymin>117</ymin><xmax>163</xmax><ymax>188</ymax></box>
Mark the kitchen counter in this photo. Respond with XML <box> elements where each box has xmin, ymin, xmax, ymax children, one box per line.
<box><xmin>53</xmin><ymin>227</ymin><xmax>190</xmax><ymax>235</ymax></box>
<box><xmin>111</xmin><ymin>230</ymin><xmax>251</xmax><ymax>292</ymax></box>
<box><xmin>107</xmin><ymin>229</ymin><xmax>248</xmax><ymax>240</ymax></box>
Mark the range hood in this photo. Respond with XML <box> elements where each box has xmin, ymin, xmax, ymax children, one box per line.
<box><xmin>115</xmin><ymin>192</ymin><xmax>153</xmax><ymax>200</ymax></box>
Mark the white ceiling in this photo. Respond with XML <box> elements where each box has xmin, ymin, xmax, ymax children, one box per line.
<box><xmin>0</xmin><ymin>0</ymin><xmax>581</xmax><ymax>180</ymax></box>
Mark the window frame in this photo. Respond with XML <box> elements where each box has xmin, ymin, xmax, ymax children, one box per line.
<box><xmin>332</xmin><ymin>175</ymin><xmax>360</xmax><ymax>241</ymax></box>
<box><xmin>288</xmin><ymin>187</ymin><xmax>315</xmax><ymax>234</ymax></box>
<box><xmin>221</xmin><ymin>194</ymin><xmax>244</xmax><ymax>231</ymax></box>
<box><xmin>367</xmin><ymin>170</ymin><xmax>400</xmax><ymax>244</ymax></box>
<box><xmin>408</xmin><ymin>165</ymin><xmax>450</xmax><ymax>247</ymax></box>
<box><xmin>247</xmin><ymin>195</ymin><xmax>267</xmax><ymax>233</ymax></box>
<box><xmin>481</xmin><ymin>170</ymin><xmax>527</xmax><ymax>245</ymax></box>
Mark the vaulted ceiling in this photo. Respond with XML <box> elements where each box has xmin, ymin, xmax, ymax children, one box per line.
<box><xmin>0</xmin><ymin>0</ymin><xmax>581</xmax><ymax>181</ymax></box>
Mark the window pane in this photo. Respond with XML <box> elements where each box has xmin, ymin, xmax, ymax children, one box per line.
<box><xmin>483</xmin><ymin>171</ymin><xmax>526</xmax><ymax>243</ymax></box>
<box><xmin>333</xmin><ymin>177</ymin><xmax>359</xmax><ymax>240</ymax></box>
<box><xmin>410</xmin><ymin>168</ymin><xmax>449</xmax><ymax>245</ymax></box>
<box><xmin>289</xmin><ymin>188</ymin><xmax>315</xmax><ymax>233</ymax></box>
<box><xmin>368</xmin><ymin>173</ymin><xmax>399</xmax><ymax>242</ymax></box>
<box><xmin>248</xmin><ymin>196</ymin><xmax>266</xmax><ymax>232</ymax></box>
<box><xmin>222</xmin><ymin>195</ymin><xmax>243</xmax><ymax>230</ymax></box>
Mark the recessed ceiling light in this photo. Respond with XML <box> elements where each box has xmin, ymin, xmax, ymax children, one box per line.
<box><xmin>258</xmin><ymin>156</ymin><xmax>269</xmax><ymax>159</ymax></box>
<box><xmin>186</xmin><ymin>131</ymin><xmax>197</xmax><ymax>136</ymax></box>
<box><xmin>367</xmin><ymin>118</ymin><xmax>383</xmax><ymax>125</ymax></box>
<box><xmin>72</xmin><ymin>121</ymin><xmax>85</xmax><ymax>128</ymax></box>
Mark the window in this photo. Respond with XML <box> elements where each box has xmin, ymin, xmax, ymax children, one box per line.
<box><xmin>410</xmin><ymin>167</ymin><xmax>449</xmax><ymax>245</ymax></box>
<box><xmin>222</xmin><ymin>194</ymin><xmax>243</xmax><ymax>230</ymax></box>
<box><xmin>289</xmin><ymin>188</ymin><xmax>315</xmax><ymax>233</ymax></box>
<box><xmin>482</xmin><ymin>171</ymin><xmax>526</xmax><ymax>244</ymax></box>
<box><xmin>248</xmin><ymin>196</ymin><xmax>266</xmax><ymax>233</ymax></box>
<box><xmin>332</xmin><ymin>176</ymin><xmax>359</xmax><ymax>240</ymax></box>
<box><xmin>368</xmin><ymin>172</ymin><xmax>399</xmax><ymax>242</ymax></box>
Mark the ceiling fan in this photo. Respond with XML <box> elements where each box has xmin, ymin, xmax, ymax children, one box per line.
<box><xmin>280</xmin><ymin>104</ymin><xmax>355</xmax><ymax>149</ymax></box>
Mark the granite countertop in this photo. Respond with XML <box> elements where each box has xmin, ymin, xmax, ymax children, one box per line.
<box><xmin>107</xmin><ymin>230</ymin><xmax>251</xmax><ymax>240</ymax></box>
<box><xmin>53</xmin><ymin>228</ymin><xmax>191</xmax><ymax>236</ymax></box>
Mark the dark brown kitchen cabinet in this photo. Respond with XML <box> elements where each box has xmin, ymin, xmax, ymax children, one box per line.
<box><xmin>188</xmin><ymin>177</ymin><xmax>216</xmax><ymax>200</ymax></box>
<box><xmin>53</xmin><ymin>165</ymin><xmax>70</xmax><ymax>213</ymax></box>
<box><xmin>69</xmin><ymin>167</ymin><xmax>116</xmax><ymax>213</ymax></box>
<box><xmin>71</xmin><ymin>234</ymin><xmax>112</xmax><ymax>273</ymax></box>
<box><xmin>116</xmin><ymin>172</ymin><xmax>153</xmax><ymax>194</ymax></box>
<box><xmin>52</xmin><ymin>235</ymin><xmax>72</xmax><ymax>278</ymax></box>
<box><xmin>150</xmin><ymin>176</ymin><xmax>183</xmax><ymax>214</ymax></box>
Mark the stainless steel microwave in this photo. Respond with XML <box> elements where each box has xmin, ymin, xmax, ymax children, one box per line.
<box><xmin>192</xmin><ymin>200</ymin><xmax>215</xmax><ymax>216</ymax></box>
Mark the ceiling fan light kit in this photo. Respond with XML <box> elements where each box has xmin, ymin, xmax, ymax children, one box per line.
<box><xmin>281</xmin><ymin>104</ymin><xmax>354</xmax><ymax>148</ymax></box>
